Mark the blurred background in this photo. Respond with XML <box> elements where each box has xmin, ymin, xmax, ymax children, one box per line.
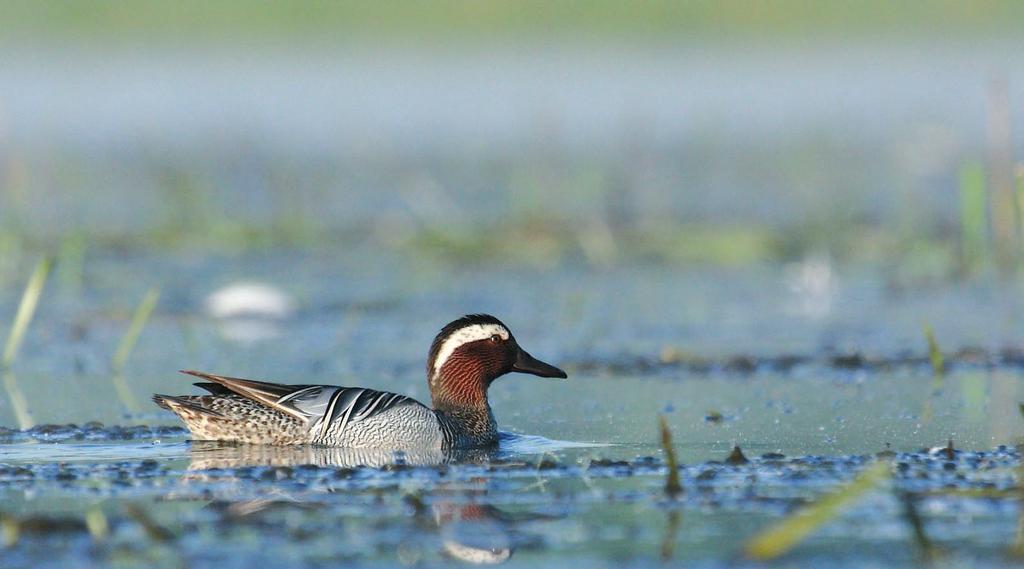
<box><xmin>1</xmin><ymin>2</ymin><xmax>1024</xmax><ymax>437</ymax></box>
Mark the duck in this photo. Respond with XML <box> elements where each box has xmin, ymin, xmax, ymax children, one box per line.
<box><xmin>153</xmin><ymin>314</ymin><xmax>567</xmax><ymax>448</ymax></box>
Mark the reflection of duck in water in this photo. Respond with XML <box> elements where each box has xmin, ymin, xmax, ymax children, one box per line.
<box><xmin>155</xmin><ymin>314</ymin><xmax>567</xmax><ymax>448</ymax></box>
<box><xmin>179</xmin><ymin>443</ymin><xmax>553</xmax><ymax>565</ymax></box>
<box><xmin>433</xmin><ymin>501</ymin><xmax>513</xmax><ymax>564</ymax></box>
<box><xmin>184</xmin><ymin>440</ymin><xmax>492</xmax><ymax>470</ymax></box>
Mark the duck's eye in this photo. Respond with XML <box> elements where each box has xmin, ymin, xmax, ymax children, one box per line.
<box><xmin>489</xmin><ymin>334</ymin><xmax>501</xmax><ymax>343</ymax></box>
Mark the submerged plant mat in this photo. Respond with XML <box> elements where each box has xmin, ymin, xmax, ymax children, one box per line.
<box><xmin>744</xmin><ymin>461</ymin><xmax>892</xmax><ymax>560</ymax></box>
<box><xmin>0</xmin><ymin>433</ymin><xmax>1021</xmax><ymax>567</ymax></box>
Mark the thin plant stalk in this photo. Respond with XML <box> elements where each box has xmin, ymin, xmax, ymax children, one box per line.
<box><xmin>659</xmin><ymin>415</ymin><xmax>683</xmax><ymax>497</ymax></box>
<box><xmin>1016</xmin><ymin>166</ymin><xmax>1024</xmax><ymax>271</ymax></box>
<box><xmin>85</xmin><ymin>507</ymin><xmax>109</xmax><ymax>542</ymax></box>
<box><xmin>923</xmin><ymin>323</ymin><xmax>944</xmax><ymax>377</ymax></box>
<box><xmin>2</xmin><ymin>258</ymin><xmax>52</xmax><ymax>368</ymax></box>
<box><xmin>661</xmin><ymin>510</ymin><xmax>681</xmax><ymax>562</ymax></box>
<box><xmin>744</xmin><ymin>461</ymin><xmax>891</xmax><ymax>560</ymax></box>
<box><xmin>3</xmin><ymin>371</ymin><xmax>33</xmax><ymax>429</ymax></box>
<box><xmin>921</xmin><ymin>323</ymin><xmax>944</xmax><ymax>424</ymax></box>
<box><xmin>1</xmin><ymin>512</ymin><xmax>18</xmax><ymax>548</ymax></box>
<box><xmin>110</xmin><ymin>288</ymin><xmax>160</xmax><ymax>411</ymax></box>
<box><xmin>958</xmin><ymin>162</ymin><xmax>988</xmax><ymax>274</ymax></box>
<box><xmin>2</xmin><ymin>258</ymin><xmax>51</xmax><ymax>429</ymax></box>
<box><xmin>1013</xmin><ymin>404</ymin><xmax>1024</xmax><ymax>557</ymax></box>
<box><xmin>899</xmin><ymin>491</ymin><xmax>938</xmax><ymax>560</ymax></box>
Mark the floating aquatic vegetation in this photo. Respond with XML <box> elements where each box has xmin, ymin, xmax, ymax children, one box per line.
<box><xmin>743</xmin><ymin>461</ymin><xmax>892</xmax><ymax>560</ymax></box>
<box><xmin>876</xmin><ymin>443</ymin><xmax>896</xmax><ymax>458</ymax></box>
<box><xmin>568</xmin><ymin>346</ymin><xmax>1024</xmax><ymax>379</ymax></box>
<box><xmin>0</xmin><ymin>423</ymin><xmax>187</xmax><ymax>444</ymax></box>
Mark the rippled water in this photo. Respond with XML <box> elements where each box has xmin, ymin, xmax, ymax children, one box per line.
<box><xmin>1</xmin><ymin>251</ymin><xmax>1023</xmax><ymax>567</ymax></box>
<box><xmin>1</xmin><ymin>428</ymin><xmax>1021</xmax><ymax>568</ymax></box>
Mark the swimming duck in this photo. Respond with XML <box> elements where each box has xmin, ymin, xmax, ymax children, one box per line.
<box><xmin>154</xmin><ymin>314</ymin><xmax>567</xmax><ymax>448</ymax></box>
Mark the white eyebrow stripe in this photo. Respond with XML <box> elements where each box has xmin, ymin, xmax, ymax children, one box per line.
<box><xmin>431</xmin><ymin>323</ymin><xmax>509</xmax><ymax>379</ymax></box>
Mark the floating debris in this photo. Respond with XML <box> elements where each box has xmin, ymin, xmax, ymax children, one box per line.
<box><xmin>205</xmin><ymin>282</ymin><xmax>295</xmax><ymax>319</ymax></box>
<box><xmin>926</xmin><ymin>439</ymin><xmax>957</xmax><ymax>461</ymax></box>
<box><xmin>725</xmin><ymin>446</ymin><xmax>749</xmax><ymax>465</ymax></box>
<box><xmin>205</xmin><ymin>282</ymin><xmax>295</xmax><ymax>343</ymax></box>
<box><xmin>876</xmin><ymin>443</ymin><xmax>896</xmax><ymax>459</ymax></box>
<box><xmin>704</xmin><ymin>410</ymin><xmax>724</xmax><ymax>423</ymax></box>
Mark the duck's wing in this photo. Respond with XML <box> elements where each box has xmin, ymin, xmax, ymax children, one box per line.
<box><xmin>288</xmin><ymin>385</ymin><xmax>420</xmax><ymax>439</ymax></box>
<box><xmin>179</xmin><ymin>370</ymin><xmax>417</xmax><ymax>435</ymax></box>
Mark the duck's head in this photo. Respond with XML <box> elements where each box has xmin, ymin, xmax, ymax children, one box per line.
<box><xmin>427</xmin><ymin>314</ymin><xmax>566</xmax><ymax>411</ymax></box>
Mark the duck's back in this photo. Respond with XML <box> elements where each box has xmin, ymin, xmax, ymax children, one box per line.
<box><xmin>154</xmin><ymin>372</ymin><xmax>445</xmax><ymax>448</ymax></box>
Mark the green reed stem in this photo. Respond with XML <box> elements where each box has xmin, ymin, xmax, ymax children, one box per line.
<box><xmin>2</xmin><ymin>258</ymin><xmax>52</xmax><ymax>368</ymax></box>
<box><xmin>921</xmin><ymin>323</ymin><xmax>945</xmax><ymax>424</ymax></box>
<box><xmin>958</xmin><ymin>162</ymin><xmax>988</xmax><ymax>274</ymax></box>
<box><xmin>110</xmin><ymin>288</ymin><xmax>160</xmax><ymax>411</ymax></box>
<box><xmin>1</xmin><ymin>258</ymin><xmax>51</xmax><ymax>429</ymax></box>
<box><xmin>3</xmin><ymin>371</ymin><xmax>33</xmax><ymax>429</ymax></box>
<box><xmin>744</xmin><ymin>461</ymin><xmax>891</xmax><ymax>560</ymax></box>
<box><xmin>659</xmin><ymin>415</ymin><xmax>682</xmax><ymax>497</ymax></box>
<box><xmin>111</xmin><ymin>288</ymin><xmax>160</xmax><ymax>373</ymax></box>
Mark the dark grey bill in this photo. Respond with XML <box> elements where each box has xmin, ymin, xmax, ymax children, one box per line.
<box><xmin>512</xmin><ymin>348</ymin><xmax>568</xmax><ymax>378</ymax></box>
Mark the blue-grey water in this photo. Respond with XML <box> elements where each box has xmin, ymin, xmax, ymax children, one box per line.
<box><xmin>1</xmin><ymin>252</ymin><xmax>1023</xmax><ymax>568</ymax></box>
<box><xmin>2</xmin><ymin>41</ymin><xmax>1024</xmax><ymax>567</ymax></box>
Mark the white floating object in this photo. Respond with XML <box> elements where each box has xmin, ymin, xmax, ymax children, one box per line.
<box><xmin>205</xmin><ymin>282</ymin><xmax>295</xmax><ymax>343</ymax></box>
<box><xmin>784</xmin><ymin>254</ymin><xmax>838</xmax><ymax>319</ymax></box>
<box><xmin>205</xmin><ymin>282</ymin><xmax>295</xmax><ymax>320</ymax></box>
